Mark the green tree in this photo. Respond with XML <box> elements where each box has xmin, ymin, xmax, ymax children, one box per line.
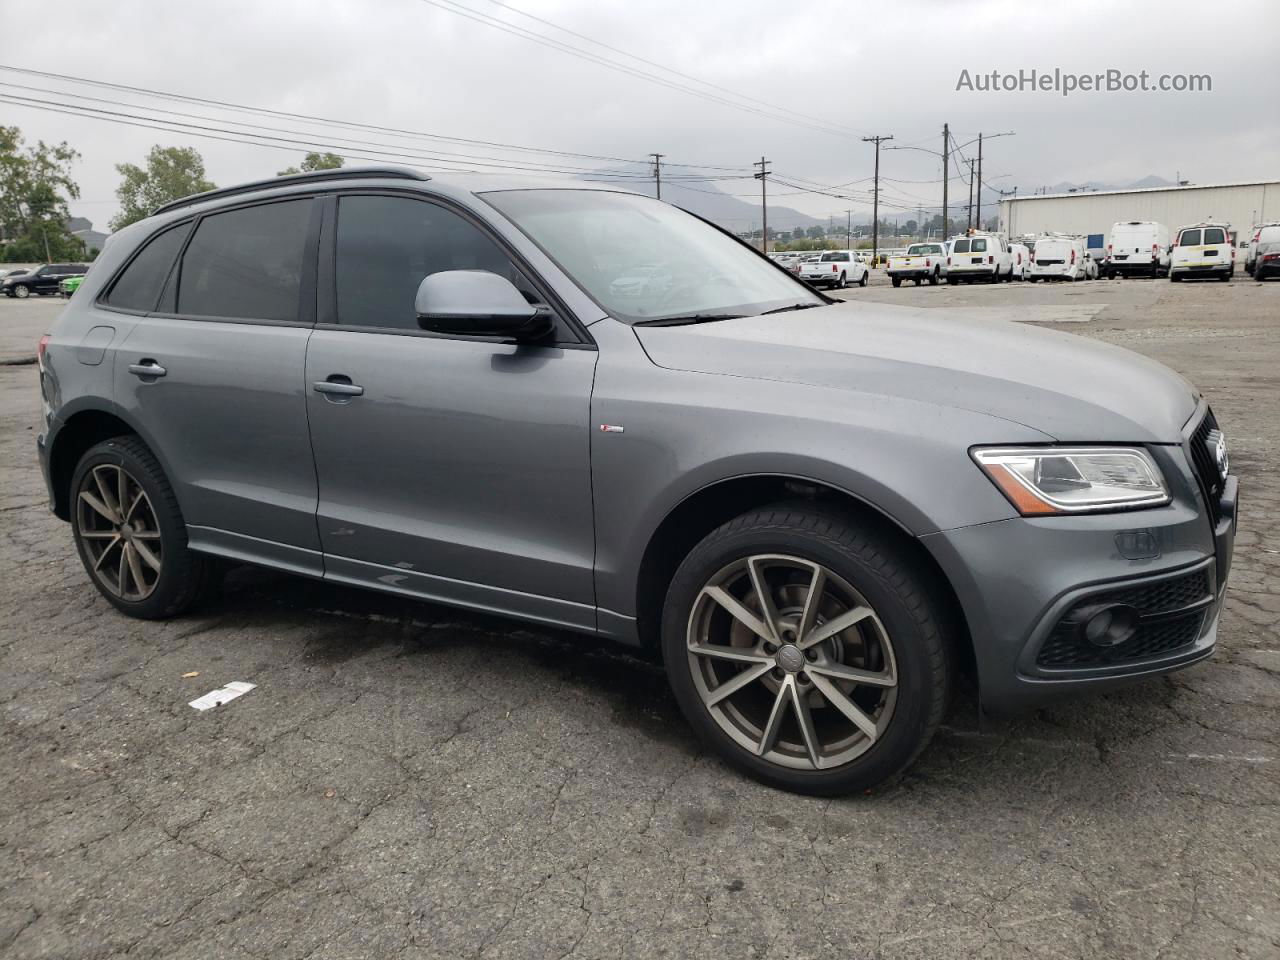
<box><xmin>111</xmin><ymin>146</ymin><xmax>215</xmax><ymax>231</ymax></box>
<box><xmin>0</xmin><ymin>126</ymin><xmax>84</xmax><ymax>262</ymax></box>
<box><xmin>278</xmin><ymin>152</ymin><xmax>345</xmax><ymax>176</ymax></box>
<box><xmin>805</xmin><ymin>225</ymin><xmax>826</xmax><ymax>239</ymax></box>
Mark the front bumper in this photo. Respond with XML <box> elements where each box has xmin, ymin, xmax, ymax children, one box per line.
<box><xmin>922</xmin><ymin>440</ymin><xmax>1237</xmax><ymax>712</ymax></box>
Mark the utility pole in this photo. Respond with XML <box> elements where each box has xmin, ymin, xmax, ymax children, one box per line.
<box><xmin>862</xmin><ymin>134</ymin><xmax>893</xmax><ymax>265</ymax></box>
<box><xmin>650</xmin><ymin>153</ymin><xmax>664</xmax><ymax>201</ymax></box>
<box><xmin>753</xmin><ymin>156</ymin><xmax>770</xmax><ymax>253</ymax></box>
<box><xmin>846</xmin><ymin>210</ymin><xmax>852</xmax><ymax>250</ymax></box>
<box><xmin>966</xmin><ymin>159</ymin><xmax>976</xmax><ymax>232</ymax></box>
<box><xmin>975</xmin><ymin>133</ymin><xmax>983</xmax><ymax>231</ymax></box>
<box><xmin>941</xmin><ymin>122</ymin><xmax>950</xmax><ymax>241</ymax></box>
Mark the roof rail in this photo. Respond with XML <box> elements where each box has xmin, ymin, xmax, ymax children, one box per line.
<box><xmin>151</xmin><ymin>166</ymin><xmax>431</xmax><ymax>217</ymax></box>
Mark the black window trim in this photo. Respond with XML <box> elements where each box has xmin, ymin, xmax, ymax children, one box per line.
<box><xmin>319</xmin><ymin>188</ymin><xmax>594</xmax><ymax>349</ymax></box>
<box><xmin>99</xmin><ymin>195</ymin><xmax>323</xmax><ymax>328</ymax></box>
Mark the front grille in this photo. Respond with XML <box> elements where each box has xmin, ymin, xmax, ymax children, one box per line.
<box><xmin>1188</xmin><ymin>408</ymin><xmax>1224</xmax><ymax>520</ymax></box>
<box><xmin>1036</xmin><ymin>567</ymin><xmax>1212</xmax><ymax>668</ymax></box>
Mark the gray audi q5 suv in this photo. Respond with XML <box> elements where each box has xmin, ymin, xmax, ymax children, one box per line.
<box><xmin>36</xmin><ymin>167</ymin><xmax>1238</xmax><ymax>795</ymax></box>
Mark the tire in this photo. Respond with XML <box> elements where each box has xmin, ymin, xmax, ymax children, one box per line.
<box><xmin>13</xmin><ymin>284</ymin><xmax>30</xmax><ymax>299</ymax></box>
<box><xmin>838</xmin><ymin>272</ymin><xmax>847</xmax><ymax>289</ymax></box>
<box><xmin>929</xmin><ymin>270</ymin><xmax>939</xmax><ymax>285</ymax></box>
<box><xmin>858</xmin><ymin>272</ymin><xmax>868</xmax><ymax>288</ymax></box>
<box><xmin>661</xmin><ymin>505</ymin><xmax>952</xmax><ymax>796</ymax></box>
<box><xmin>1220</xmin><ymin>270</ymin><xmax>1232</xmax><ymax>282</ymax></box>
<box><xmin>70</xmin><ymin>436</ymin><xmax>217</xmax><ymax>619</ymax></box>
<box><xmin>913</xmin><ymin>277</ymin><xmax>921</xmax><ymax>286</ymax></box>
<box><xmin>891</xmin><ymin>276</ymin><xmax>902</xmax><ymax>288</ymax></box>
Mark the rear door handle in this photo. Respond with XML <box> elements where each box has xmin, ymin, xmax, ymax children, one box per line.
<box><xmin>127</xmin><ymin>360</ymin><xmax>167</xmax><ymax>378</ymax></box>
<box><xmin>313</xmin><ymin>377</ymin><xmax>364</xmax><ymax>398</ymax></box>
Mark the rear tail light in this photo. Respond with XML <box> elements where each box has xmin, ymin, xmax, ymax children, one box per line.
<box><xmin>988</xmin><ymin>255</ymin><xmax>994</xmax><ymax>264</ymax></box>
<box><xmin>1264</xmin><ymin>252</ymin><xmax>1280</xmax><ymax>262</ymax></box>
<box><xmin>37</xmin><ymin>334</ymin><xmax>49</xmax><ymax>370</ymax></box>
<box><xmin>925</xmin><ymin>258</ymin><xmax>931</xmax><ymax>268</ymax></box>
<box><xmin>946</xmin><ymin>256</ymin><xmax>952</xmax><ymax>266</ymax></box>
<box><xmin>832</xmin><ymin>264</ymin><xmax>838</xmax><ymax>272</ymax></box>
<box><xmin>1107</xmin><ymin>243</ymin><xmax>1113</xmax><ymax>253</ymax></box>
<box><xmin>1070</xmin><ymin>249</ymin><xmax>1077</xmax><ymax>264</ymax></box>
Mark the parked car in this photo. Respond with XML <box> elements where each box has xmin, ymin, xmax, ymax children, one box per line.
<box><xmin>36</xmin><ymin>167</ymin><xmax>1237</xmax><ymax>796</ymax></box>
<box><xmin>60</xmin><ymin>275</ymin><xmax>86</xmax><ymax>298</ymax></box>
<box><xmin>1245</xmin><ymin>223</ymin><xmax>1280</xmax><ymax>276</ymax></box>
<box><xmin>1027</xmin><ymin>235</ymin><xmax>1086</xmax><ymax>282</ymax></box>
<box><xmin>799</xmin><ymin>250</ymin><xmax>868</xmax><ymax>289</ymax></box>
<box><xmin>2</xmin><ymin>263</ymin><xmax>88</xmax><ymax>298</ymax></box>
<box><xmin>1254</xmin><ymin>240</ymin><xmax>1280</xmax><ymax>281</ymax></box>
<box><xmin>1008</xmin><ymin>242</ymin><xmax>1030</xmax><ymax>280</ymax></box>
<box><xmin>1105</xmin><ymin>221</ymin><xmax>1171</xmax><ymax>278</ymax></box>
<box><xmin>945</xmin><ymin>234</ymin><xmax>1013</xmax><ymax>283</ymax></box>
<box><xmin>887</xmin><ymin>243</ymin><xmax>946</xmax><ymax>287</ymax></box>
<box><xmin>1170</xmin><ymin>223</ymin><xmax>1234</xmax><ymax>282</ymax></box>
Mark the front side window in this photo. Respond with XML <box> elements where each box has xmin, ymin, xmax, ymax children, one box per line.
<box><xmin>176</xmin><ymin>199</ymin><xmax>312</xmax><ymax>321</ymax></box>
<box><xmin>334</xmin><ymin>194</ymin><xmax>545</xmax><ymax>334</ymax></box>
<box><xmin>105</xmin><ymin>222</ymin><xmax>191</xmax><ymax>312</ymax></box>
<box><xmin>1202</xmin><ymin>227</ymin><xmax>1226</xmax><ymax>245</ymax></box>
<box><xmin>483</xmin><ymin>189</ymin><xmax>823</xmax><ymax>323</ymax></box>
<box><xmin>1179</xmin><ymin>229</ymin><xmax>1202</xmax><ymax>246</ymax></box>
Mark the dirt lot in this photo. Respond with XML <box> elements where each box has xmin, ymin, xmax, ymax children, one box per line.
<box><xmin>1</xmin><ymin>275</ymin><xmax>1277</xmax><ymax>959</ymax></box>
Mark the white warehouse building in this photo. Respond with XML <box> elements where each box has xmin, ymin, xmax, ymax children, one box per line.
<box><xmin>998</xmin><ymin>179</ymin><xmax>1279</xmax><ymax>249</ymax></box>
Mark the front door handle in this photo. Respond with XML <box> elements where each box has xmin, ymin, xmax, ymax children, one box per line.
<box><xmin>127</xmin><ymin>360</ymin><xmax>167</xmax><ymax>378</ymax></box>
<box><xmin>313</xmin><ymin>377</ymin><xmax>364</xmax><ymax>398</ymax></box>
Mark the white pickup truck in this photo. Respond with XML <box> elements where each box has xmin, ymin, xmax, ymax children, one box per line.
<box><xmin>887</xmin><ymin>243</ymin><xmax>946</xmax><ymax>287</ymax></box>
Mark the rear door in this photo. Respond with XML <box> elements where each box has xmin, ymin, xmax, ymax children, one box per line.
<box><xmin>112</xmin><ymin>197</ymin><xmax>323</xmax><ymax>573</ymax></box>
<box><xmin>304</xmin><ymin>192</ymin><xmax>598</xmax><ymax>632</ymax></box>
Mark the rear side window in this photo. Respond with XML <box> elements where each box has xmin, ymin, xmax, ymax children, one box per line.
<box><xmin>105</xmin><ymin>222</ymin><xmax>191</xmax><ymax>312</ymax></box>
<box><xmin>1202</xmin><ymin>227</ymin><xmax>1226</xmax><ymax>245</ymax></box>
<box><xmin>1179</xmin><ymin>229</ymin><xmax>1202</xmax><ymax>246</ymax></box>
<box><xmin>335</xmin><ymin>194</ymin><xmax>548</xmax><ymax>334</ymax></box>
<box><xmin>176</xmin><ymin>199</ymin><xmax>312</xmax><ymax>321</ymax></box>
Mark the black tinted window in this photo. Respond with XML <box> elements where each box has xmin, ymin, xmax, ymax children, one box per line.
<box><xmin>336</xmin><ymin>195</ymin><xmax>540</xmax><ymax>333</ymax></box>
<box><xmin>1203</xmin><ymin>227</ymin><xmax>1226</xmax><ymax>245</ymax></box>
<box><xmin>177</xmin><ymin>200</ymin><xmax>311</xmax><ymax>321</ymax></box>
<box><xmin>1179</xmin><ymin>229</ymin><xmax>1201</xmax><ymax>246</ymax></box>
<box><xmin>106</xmin><ymin>222</ymin><xmax>191</xmax><ymax>312</ymax></box>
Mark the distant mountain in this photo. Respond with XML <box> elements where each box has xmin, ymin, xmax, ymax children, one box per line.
<box><xmin>1013</xmin><ymin>175</ymin><xmax>1177</xmax><ymax>199</ymax></box>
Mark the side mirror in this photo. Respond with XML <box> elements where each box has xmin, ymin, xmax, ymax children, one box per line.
<box><xmin>415</xmin><ymin>270</ymin><xmax>552</xmax><ymax>339</ymax></box>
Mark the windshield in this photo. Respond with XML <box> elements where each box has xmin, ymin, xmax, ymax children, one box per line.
<box><xmin>482</xmin><ymin>189</ymin><xmax>823</xmax><ymax>323</ymax></box>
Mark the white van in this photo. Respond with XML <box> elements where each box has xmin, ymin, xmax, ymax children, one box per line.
<box><xmin>1170</xmin><ymin>223</ymin><xmax>1234</xmax><ymax>282</ymax></box>
<box><xmin>1008</xmin><ymin>242</ymin><xmax>1030</xmax><ymax>280</ymax></box>
<box><xmin>1104</xmin><ymin>222</ymin><xmax>1171</xmax><ymax>278</ymax></box>
<box><xmin>946</xmin><ymin>234</ymin><xmax>1013</xmax><ymax>283</ymax></box>
<box><xmin>1027</xmin><ymin>235</ymin><xmax>1086</xmax><ymax>281</ymax></box>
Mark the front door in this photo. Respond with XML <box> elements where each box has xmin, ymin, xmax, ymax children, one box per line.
<box><xmin>305</xmin><ymin>193</ymin><xmax>598</xmax><ymax>631</ymax></box>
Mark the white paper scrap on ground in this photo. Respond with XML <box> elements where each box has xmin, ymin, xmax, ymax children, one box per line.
<box><xmin>189</xmin><ymin>681</ymin><xmax>256</xmax><ymax>711</ymax></box>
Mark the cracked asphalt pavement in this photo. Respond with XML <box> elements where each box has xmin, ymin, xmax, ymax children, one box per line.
<box><xmin>1</xmin><ymin>277</ymin><xmax>1278</xmax><ymax>959</ymax></box>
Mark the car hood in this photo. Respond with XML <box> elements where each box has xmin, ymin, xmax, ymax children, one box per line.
<box><xmin>634</xmin><ymin>300</ymin><xmax>1199</xmax><ymax>442</ymax></box>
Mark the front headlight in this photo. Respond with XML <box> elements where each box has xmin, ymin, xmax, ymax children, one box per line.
<box><xmin>972</xmin><ymin>446</ymin><xmax>1170</xmax><ymax>515</ymax></box>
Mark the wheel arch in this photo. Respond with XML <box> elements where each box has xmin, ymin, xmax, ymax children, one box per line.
<box><xmin>632</xmin><ymin>473</ymin><xmax>975</xmax><ymax>677</ymax></box>
<box><xmin>48</xmin><ymin>404</ymin><xmax>160</xmax><ymax>521</ymax></box>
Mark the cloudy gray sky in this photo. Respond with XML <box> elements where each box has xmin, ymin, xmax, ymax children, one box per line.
<box><xmin>3</xmin><ymin>0</ymin><xmax>1277</xmax><ymax>231</ymax></box>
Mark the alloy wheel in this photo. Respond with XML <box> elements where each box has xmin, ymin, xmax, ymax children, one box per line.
<box><xmin>76</xmin><ymin>464</ymin><xmax>163</xmax><ymax>601</ymax></box>
<box><xmin>686</xmin><ymin>554</ymin><xmax>898</xmax><ymax>770</ymax></box>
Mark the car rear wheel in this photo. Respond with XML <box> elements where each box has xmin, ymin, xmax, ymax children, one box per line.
<box><xmin>662</xmin><ymin>505</ymin><xmax>951</xmax><ymax>795</ymax></box>
<box><xmin>13</xmin><ymin>284</ymin><xmax>30</xmax><ymax>299</ymax></box>
<box><xmin>838</xmin><ymin>272</ymin><xmax>847</xmax><ymax>289</ymax></box>
<box><xmin>929</xmin><ymin>270</ymin><xmax>939</xmax><ymax>285</ymax></box>
<box><xmin>71</xmin><ymin>437</ymin><xmax>217</xmax><ymax>619</ymax></box>
<box><xmin>858</xmin><ymin>272</ymin><xmax>868</xmax><ymax>288</ymax></box>
<box><xmin>891</xmin><ymin>276</ymin><xmax>902</xmax><ymax>288</ymax></box>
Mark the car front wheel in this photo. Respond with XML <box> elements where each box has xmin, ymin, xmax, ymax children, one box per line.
<box><xmin>662</xmin><ymin>505</ymin><xmax>951</xmax><ymax>795</ymax></box>
<box><xmin>12</xmin><ymin>284</ymin><xmax>30</xmax><ymax>298</ymax></box>
<box><xmin>71</xmin><ymin>436</ymin><xmax>217</xmax><ymax>619</ymax></box>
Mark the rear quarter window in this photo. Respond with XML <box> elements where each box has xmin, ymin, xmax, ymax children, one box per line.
<box><xmin>103</xmin><ymin>222</ymin><xmax>192</xmax><ymax>313</ymax></box>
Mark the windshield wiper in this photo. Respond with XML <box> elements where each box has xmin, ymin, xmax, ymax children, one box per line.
<box><xmin>633</xmin><ymin>314</ymin><xmax>746</xmax><ymax>327</ymax></box>
<box><xmin>759</xmin><ymin>302</ymin><xmax>825</xmax><ymax>315</ymax></box>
